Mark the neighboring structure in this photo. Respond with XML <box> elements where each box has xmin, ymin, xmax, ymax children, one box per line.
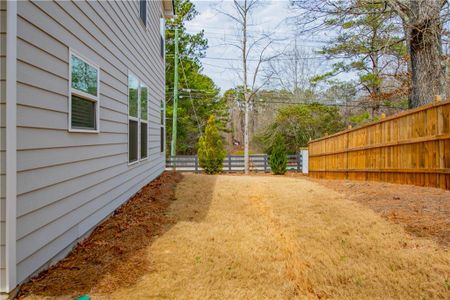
<box><xmin>0</xmin><ymin>0</ymin><xmax>173</xmax><ymax>297</ymax></box>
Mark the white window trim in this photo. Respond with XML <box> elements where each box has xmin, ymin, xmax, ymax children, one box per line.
<box><xmin>139</xmin><ymin>82</ymin><xmax>149</xmax><ymax>162</ymax></box>
<box><xmin>68</xmin><ymin>48</ymin><xmax>100</xmax><ymax>133</ymax></box>
<box><xmin>128</xmin><ymin>71</ymin><xmax>149</xmax><ymax>165</ymax></box>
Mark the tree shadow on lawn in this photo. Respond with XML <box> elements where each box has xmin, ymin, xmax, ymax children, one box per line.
<box><xmin>17</xmin><ymin>172</ymin><xmax>217</xmax><ymax>299</ymax></box>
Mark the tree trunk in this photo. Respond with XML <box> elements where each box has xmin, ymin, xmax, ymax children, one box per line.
<box><xmin>244</xmin><ymin>93</ymin><xmax>249</xmax><ymax>174</ymax></box>
<box><xmin>242</xmin><ymin>0</ymin><xmax>249</xmax><ymax>174</ymax></box>
<box><xmin>402</xmin><ymin>22</ymin><xmax>413</xmax><ymax>106</ymax></box>
<box><xmin>408</xmin><ymin>2</ymin><xmax>445</xmax><ymax>108</ymax></box>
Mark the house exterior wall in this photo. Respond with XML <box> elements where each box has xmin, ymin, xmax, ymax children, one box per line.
<box><xmin>0</xmin><ymin>0</ymin><xmax>7</xmax><ymax>292</ymax></box>
<box><xmin>13</xmin><ymin>0</ymin><xmax>166</xmax><ymax>286</ymax></box>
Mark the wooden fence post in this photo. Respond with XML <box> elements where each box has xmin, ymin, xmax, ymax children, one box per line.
<box><xmin>308</xmin><ymin>100</ymin><xmax>450</xmax><ymax>190</ymax></box>
<box><xmin>437</xmin><ymin>103</ymin><xmax>445</xmax><ymax>188</ymax></box>
<box><xmin>264</xmin><ymin>154</ymin><xmax>267</xmax><ymax>172</ymax></box>
<box><xmin>228</xmin><ymin>155</ymin><xmax>231</xmax><ymax>172</ymax></box>
<box><xmin>301</xmin><ymin>149</ymin><xmax>308</xmax><ymax>174</ymax></box>
<box><xmin>345</xmin><ymin>133</ymin><xmax>349</xmax><ymax>180</ymax></box>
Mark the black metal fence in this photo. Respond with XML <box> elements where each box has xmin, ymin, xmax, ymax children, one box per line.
<box><xmin>166</xmin><ymin>154</ymin><xmax>303</xmax><ymax>173</ymax></box>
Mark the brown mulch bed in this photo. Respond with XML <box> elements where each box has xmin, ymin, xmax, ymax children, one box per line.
<box><xmin>306</xmin><ymin>177</ymin><xmax>450</xmax><ymax>247</ymax></box>
<box><xmin>18</xmin><ymin>171</ymin><xmax>183</xmax><ymax>299</ymax></box>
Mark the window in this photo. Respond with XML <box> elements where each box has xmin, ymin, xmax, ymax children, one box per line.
<box><xmin>160</xmin><ymin>100</ymin><xmax>164</xmax><ymax>125</ymax></box>
<box><xmin>69</xmin><ymin>51</ymin><xmax>100</xmax><ymax>132</ymax></box>
<box><xmin>139</xmin><ymin>0</ymin><xmax>147</xmax><ymax>26</ymax></box>
<box><xmin>128</xmin><ymin>75</ymin><xmax>139</xmax><ymax>162</ymax></box>
<box><xmin>160</xmin><ymin>99</ymin><xmax>165</xmax><ymax>153</ymax></box>
<box><xmin>160</xmin><ymin>127</ymin><xmax>164</xmax><ymax>153</ymax></box>
<box><xmin>160</xmin><ymin>35</ymin><xmax>164</xmax><ymax>58</ymax></box>
<box><xmin>128</xmin><ymin>73</ymin><xmax>149</xmax><ymax>163</ymax></box>
<box><xmin>160</xmin><ymin>18</ymin><xmax>165</xmax><ymax>58</ymax></box>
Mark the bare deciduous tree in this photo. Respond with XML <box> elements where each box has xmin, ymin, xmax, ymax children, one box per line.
<box><xmin>217</xmin><ymin>0</ymin><xmax>278</xmax><ymax>174</ymax></box>
<box><xmin>264</xmin><ymin>37</ymin><xmax>317</xmax><ymax>100</ymax></box>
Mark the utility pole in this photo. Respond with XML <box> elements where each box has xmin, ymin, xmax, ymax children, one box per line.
<box><xmin>170</xmin><ymin>26</ymin><xmax>179</xmax><ymax>158</ymax></box>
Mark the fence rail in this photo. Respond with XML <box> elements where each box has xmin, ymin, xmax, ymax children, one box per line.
<box><xmin>308</xmin><ymin>99</ymin><xmax>450</xmax><ymax>190</ymax></box>
<box><xmin>166</xmin><ymin>153</ymin><xmax>304</xmax><ymax>173</ymax></box>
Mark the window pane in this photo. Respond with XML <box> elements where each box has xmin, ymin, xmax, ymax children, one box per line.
<box><xmin>71</xmin><ymin>55</ymin><xmax>98</xmax><ymax>97</ymax></box>
<box><xmin>128</xmin><ymin>75</ymin><xmax>139</xmax><ymax>117</ymax></box>
<box><xmin>141</xmin><ymin>122</ymin><xmax>148</xmax><ymax>158</ymax></box>
<box><xmin>160</xmin><ymin>127</ymin><xmax>164</xmax><ymax>152</ymax></box>
<box><xmin>160</xmin><ymin>100</ymin><xmax>164</xmax><ymax>125</ymax></box>
<box><xmin>140</xmin><ymin>84</ymin><xmax>148</xmax><ymax>121</ymax></box>
<box><xmin>71</xmin><ymin>95</ymin><xmax>96</xmax><ymax>130</ymax></box>
<box><xmin>140</xmin><ymin>0</ymin><xmax>147</xmax><ymax>26</ymax></box>
<box><xmin>160</xmin><ymin>35</ymin><xmax>164</xmax><ymax>58</ymax></box>
<box><xmin>160</xmin><ymin>19</ymin><xmax>165</xmax><ymax>58</ymax></box>
<box><xmin>129</xmin><ymin>120</ymin><xmax>138</xmax><ymax>162</ymax></box>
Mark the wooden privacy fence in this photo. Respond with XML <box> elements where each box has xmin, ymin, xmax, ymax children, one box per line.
<box><xmin>308</xmin><ymin>99</ymin><xmax>450</xmax><ymax>189</ymax></box>
<box><xmin>166</xmin><ymin>154</ymin><xmax>303</xmax><ymax>173</ymax></box>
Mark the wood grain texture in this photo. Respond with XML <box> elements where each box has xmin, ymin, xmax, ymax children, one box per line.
<box><xmin>308</xmin><ymin>100</ymin><xmax>450</xmax><ymax>189</ymax></box>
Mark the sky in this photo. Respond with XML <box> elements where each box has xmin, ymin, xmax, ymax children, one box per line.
<box><xmin>184</xmin><ymin>0</ymin><xmax>335</xmax><ymax>92</ymax></box>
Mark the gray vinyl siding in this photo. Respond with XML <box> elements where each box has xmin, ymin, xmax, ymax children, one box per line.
<box><xmin>0</xmin><ymin>0</ymin><xmax>7</xmax><ymax>292</ymax></box>
<box><xmin>15</xmin><ymin>0</ymin><xmax>166</xmax><ymax>284</ymax></box>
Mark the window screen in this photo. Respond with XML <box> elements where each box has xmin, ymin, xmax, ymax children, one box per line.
<box><xmin>71</xmin><ymin>95</ymin><xmax>96</xmax><ymax>130</ymax></box>
<box><xmin>129</xmin><ymin>120</ymin><xmax>138</xmax><ymax>163</ymax></box>
<box><xmin>141</xmin><ymin>123</ymin><xmax>148</xmax><ymax>159</ymax></box>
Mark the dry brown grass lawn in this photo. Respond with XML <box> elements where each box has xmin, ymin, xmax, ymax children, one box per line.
<box><xmin>20</xmin><ymin>174</ymin><xmax>450</xmax><ymax>299</ymax></box>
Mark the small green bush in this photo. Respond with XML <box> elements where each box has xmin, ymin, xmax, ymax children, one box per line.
<box><xmin>269</xmin><ymin>135</ymin><xmax>287</xmax><ymax>175</ymax></box>
<box><xmin>197</xmin><ymin>115</ymin><xmax>226</xmax><ymax>174</ymax></box>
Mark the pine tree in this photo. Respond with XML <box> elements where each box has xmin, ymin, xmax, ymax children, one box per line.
<box><xmin>269</xmin><ymin>135</ymin><xmax>287</xmax><ymax>175</ymax></box>
<box><xmin>197</xmin><ymin>115</ymin><xmax>226</xmax><ymax>174</ymax></box>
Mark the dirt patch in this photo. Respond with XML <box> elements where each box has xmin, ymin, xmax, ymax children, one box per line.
<box><xmin>306</xmin><ymin>177</ymin><xmax>450</xmax><ymax>247</ymax></box>
<box><xmin>18</xmin><ymin>171</ymin><xmax>183</xmax><ymax>299</ymax></box>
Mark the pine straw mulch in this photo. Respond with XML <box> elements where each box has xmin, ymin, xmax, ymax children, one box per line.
<box><xmin>17</xmin><ymin>171</ymin><xmax>183</xmax><ymax>299</ymax></box>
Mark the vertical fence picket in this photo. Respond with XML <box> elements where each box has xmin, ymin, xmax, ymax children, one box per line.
<box><xmin>264</xmin><ymin>154</ymin><xmax>267</xmax><ymax>172</ymax></box>
<box><xmin>308</xmin><ymin>99</ymin><xmax>450</xmax><ymax>190</ymax></box>
<box><xmin>166</xmin><ymin>153</ymin><xmax>308</xmax><ymax>174</ymax></box>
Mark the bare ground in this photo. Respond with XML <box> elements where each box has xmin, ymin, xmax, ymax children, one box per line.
<box><xmin>18</xmin><ymin>173</ymin><xmax>450</xmax><ymax>299</ymax></box>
